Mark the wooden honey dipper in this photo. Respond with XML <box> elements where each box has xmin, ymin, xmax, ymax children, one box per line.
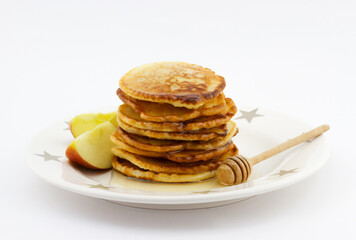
<box><xmin>217</xmin><ymin>124</ymin><xmax>330</xmax><ymax>186</ymax></box>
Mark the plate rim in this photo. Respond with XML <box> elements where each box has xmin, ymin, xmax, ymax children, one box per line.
<box><xmin>25</xmin><ymin>107</ymin><xmax>330</xmax><ymax>205</ymax></box>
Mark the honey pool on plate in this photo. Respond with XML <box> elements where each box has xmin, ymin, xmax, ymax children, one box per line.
<box><xmin>63</xmin><ymin>155</ymin><xmax>260</xmax><ymax>194</ymax></box>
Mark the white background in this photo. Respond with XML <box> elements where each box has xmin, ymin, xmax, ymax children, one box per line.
<box><xmin>1</xmin><ymin>0</ymin><xmax>355</xmax><ymax>239</ymax></box>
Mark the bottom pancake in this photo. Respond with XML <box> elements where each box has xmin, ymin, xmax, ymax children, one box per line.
<box><xmin>112</xmin><ymin>157</ymin><xmax>217</xmax><ymax>183</ymax></box>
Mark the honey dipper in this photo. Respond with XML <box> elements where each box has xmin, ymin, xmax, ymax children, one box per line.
<box><xmin>216</xmin><ymin>124</ymin><xmax>330</xmax><ymax>186</ymax></box>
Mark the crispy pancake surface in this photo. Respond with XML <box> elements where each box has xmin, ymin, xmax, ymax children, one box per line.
<box><xmin>111</xmin><ymin>147</ymin><xmax>237</xmax><ymax>183</ymax></box>
<box><xmin>119</xmin><ymin>62</ymin><xmax>226</xmax><ymax>109</ymax></box>
<box><xmin>164</xmin><ymin>141</ymin><xmax>235</xmax><ymax>162</ymax></box>
<box><xmin>112</xmin><ymin>128</ymin><xmax>184</xmax><ymax>152</ymax></box>
<box><xmin>111</xmin><ymin>147</ymin><xmax>237</xmax><ymax>174</ymax></box>
<box><xmin>112</xmin><ymin>157</ymin><xmax>217</xmax><ymax>183</ymax></box>
<box><xmin>117</xmin><ymin>119</ymin><xmax>226</xmax><ymax>141</ymax></box>
<box><xmin>117</xmin><ymin>99</ymin><xmax>236</xmax><ymax>132</ymax></box>
<box><xmin>112</xmin><ymin>138</ymin><xmax>235</xmax><ymax>162</ymax></box>
<box><xmin>111</xmin><ymin>121</ymin><xmax>238</xmax><ymax>152</ymax></box>
<box><xmin>117</xmin><ymin>89</ymin><xmax>227</xmax><ymax>122</ymax></box>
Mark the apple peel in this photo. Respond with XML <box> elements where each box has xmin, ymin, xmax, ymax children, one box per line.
<box><xmin>66</xmin><ymin>121</ymin><xmax>117</xmax><ymax>169</ymax></box>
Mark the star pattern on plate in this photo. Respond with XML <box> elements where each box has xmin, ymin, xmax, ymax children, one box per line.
<box><xmin>274</xmin><ymin>168</ymin><xmax>298</xmax><ymax>177</ymax></box>
<box><xmin>235</xmin><ymin>108</ymin><xmax>264</xmax><ymax>123</ymax></box>
<box><xmin>87</xmin><ymin>184</ymin><xmax>111</xmax><ymax>190</ymax></box>
<box><xmin>34</xmin><ymin>151</ymin><xmax>63</xmax><ymax>162</ymax></box>
<box><xmin>64</xmin><ymin>121</ymin><xmax>70</xmax><ymax>130</ymax></box>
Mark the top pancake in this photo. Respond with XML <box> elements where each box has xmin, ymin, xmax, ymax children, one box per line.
<box><xmin>119</xmin><ymin>62</ymin><xmax>226</xmax><ymax>109</ymax></box>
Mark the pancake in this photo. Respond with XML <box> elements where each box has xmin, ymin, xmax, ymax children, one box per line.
<box><xmin>117</xmin><ymin>119</ymin><xmax>226</xmax><ymax>141</ymax></box>
<box><xmin>112</xmin><ymin>157</ymin><xmax>217</xmax><ymax>183</ymax></box>
<box><xmin>112</xmin><ymin>138</ymin><xmax>235</xmax><ymax>162</ymax></box>
<box><xmin>165</xmin><ymin>141</ymin><xmax>235</xmax><ymax>162</ymax></box>
<box><xmin>119</xmin><ymin>62</ymin><xmax>226</xmax><ymax>109</ymax></box>
<box><xmin>183</xmin><ymin>122</ymin><xmax>238</xmax><ymax>150</ymax></box>
<box><xmin>117</xmin><ymin>89</ymin><xmax>226</xmax><ymax>122</ymax></box>
<box><xmin>117</xmin><ymin>98</ymin><xmax>236</xmax><ymax>132</ymax></box>
<box><xmin>112</xmin><ymin>128</ymin><xmax>183</xmax><ymax>152</ymax></box>
<box><xmin>111</xmin><ymin>121</ymin><xmax>238</xmax><ymax>152</ymax></box>
<box><xmin>112</xmin><ymin>137</ymin><xmax>164</xmax><ymax>158</ymax></box>
<box><xmin>111</xmin><ymin>146</ymin><xmax>237</xmax><ymax>174</ymax></box>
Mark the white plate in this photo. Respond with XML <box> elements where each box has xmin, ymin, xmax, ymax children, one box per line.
<box><xmin>25</xmin><ymin>107</ymin><xmax>330</xmax><ymax>209</ymax></box>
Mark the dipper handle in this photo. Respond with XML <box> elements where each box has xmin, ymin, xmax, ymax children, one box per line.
<box><xmin>249</xmin><ymin>124</ymin><xmax>330</xmax><ymax>166</ymax></box>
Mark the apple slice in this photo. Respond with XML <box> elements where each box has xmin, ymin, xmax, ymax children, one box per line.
<box><xmin>65</xmin><ymin>121</ymin><xmax>117</xmax><ymax>169</ymax></box>
<box><xmin>70</xmin><ymin>112</ymin><xmax>117</xmax><ymax>138</ymax></box>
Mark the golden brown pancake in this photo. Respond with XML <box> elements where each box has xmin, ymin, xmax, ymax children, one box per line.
<box><xmin>112</xmin><ymin>128</ymin><xmax>183</xmax><ymax>152</ymax></box>
<box><xmin>112</xmin><ymin>138</ymin><xmax>235</xmax><ymax>162</ymax></box>
<box><xmin>111</xmin><ymin>147</ymin><xmax>237</xmax><ymax>183</ymax></box>
<box><xmin>183</xmin><ymin>122</ymin><xmax>238</xmax><ymax>150</ymax></box>
<box><xmin>111</xmin><ymin>121</ymin><xmax>238</xmax><ymax>152</ymax></box>
<box><xmin>111</xmin><ymin>147</ymin><xmax>237</xmax><ymax>174</ymax></box>
<box><xmin>112</xmin><ymin>157</ymin><xmax>217</xmax><ymax>183</ymax></box>
<box><xmin>117</xmin><ymin>89</ymin><xmax>227</xmax><ymax>122</ymax></box>
<box><xmin>112</xmin><ymin>137</ymin><xmax>164</xmax><ymax>158</ymax></box>
<box><xmin>117</xmin><ymin>119</ymin><xmax>226</xmax><ymax>141</ymax></box>
<box><xmin>117</xmin><ymin>99</ymin><xmax>236</xmax><ymax>132</ymax></box>
<box><xmin>119</xmin><ymin>62</ymin><xmax>226</xmax><ymax>109</ymax></box>
<box><xmin>165</xmin><ymin>141</ymin><xmax>235</xmax><ymax>162</ymax></box>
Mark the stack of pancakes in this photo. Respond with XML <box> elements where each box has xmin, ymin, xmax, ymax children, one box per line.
<box><xmin>111</xmin><ymin>62</ymin><xmax>238</xmax><ymax>183</ymax></box>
